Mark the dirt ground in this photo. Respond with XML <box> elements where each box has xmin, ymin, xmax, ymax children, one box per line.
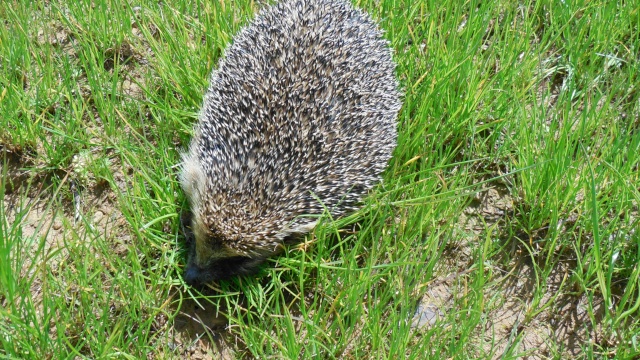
<box><xmin>412</xmin><ymin>185</ymin><xmax>605</xmax><ymax>358</ymax></box>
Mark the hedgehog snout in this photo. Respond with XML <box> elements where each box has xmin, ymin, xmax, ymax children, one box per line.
<box><xmin>180</xmin><ymin>210</ymin><xmax>208</xmax><ymax>286</ymax></box>
<box><xmin>183</xmin><ymin>258</ymin><xmax>228</xmax><ymax>286</ymax></box>
<box><xmin>185</xmin><ymin>254</ymin><xmax>268</xmax><ymax>286</ymax></box>
<box><xmin>184</xmin><ymin>263</ymin><xmax>205</xmax><ymax>286</ymax></box>
<box><xmin>184</xmin><ymin>241</ymin><xmax>219</xmax><ymax>286</ymax></box>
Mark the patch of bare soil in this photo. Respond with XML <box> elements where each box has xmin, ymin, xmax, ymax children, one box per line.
<box><xmin>1</xmin><ymin>146</ymin><xmax>128</xmax><ymax>290</ymax></box>
<box><xmin>480</xmin><ymin>259</ymin><xmax>604</xmax><ymax>358</ymax></box>
<box><xmin>170</xmin><ymin>293</ymin><xmax>238</xmax><ymax>360</ymax></box>
<box><xmin>2</xmin><ymin>149</ymin><xmax>69</xmax><ymax>277</ymax></box>
<box><xmin>412</xmin><ymin>184</ymin><xmax>603</xmax><ymax>358</ymax></box>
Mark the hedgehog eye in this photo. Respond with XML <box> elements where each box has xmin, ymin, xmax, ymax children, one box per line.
<box><xmin>180</xmin><ymin>210</ymin><xmax>195</xmax><ymax>246</ymax></box>
<box><xmin>205</xmin><ymin>233</ymin><xmax>225</xmax><ymax>251</ymax></box>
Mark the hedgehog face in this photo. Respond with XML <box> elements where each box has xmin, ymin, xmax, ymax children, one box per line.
<box><xmin>180</xmin><ymin>210</ymin><xmax>266</xmax><ymax>286</ymax></box>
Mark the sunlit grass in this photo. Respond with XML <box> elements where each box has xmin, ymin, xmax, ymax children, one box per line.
<box><xmin>1</xmin><ymin>0</ymin><xmax>639</xmax><ymax>358</ymax></box>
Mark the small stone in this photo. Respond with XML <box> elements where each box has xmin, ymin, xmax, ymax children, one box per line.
<box><xmin>93</xmin><ymin>210</ymin><xmax>105</xmax><ymax>224</ymax></box>
<box><xmin>411</xmin><ymin>302</ymin><xmax>443</xmax><ymax>328</ymax></box>
<box><xmin>52</xmin><ymin>219</ymin><xmax>63</xmax><ymax>231</ymax></box>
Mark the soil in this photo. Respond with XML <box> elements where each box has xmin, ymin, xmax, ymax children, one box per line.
<box><xmin>411</xmin><ymin>184</ymin><xmax>605</xmax><ymax>359</ymax></box>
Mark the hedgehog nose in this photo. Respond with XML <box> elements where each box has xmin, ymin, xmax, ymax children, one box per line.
<box><xmin>184</xmin><ymin>265</ymin><xmax>202</xmax><ymax>286</ymax></box>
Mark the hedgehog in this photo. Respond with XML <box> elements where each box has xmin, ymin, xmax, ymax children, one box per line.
<box><xmin>179</xmin><ymin>0</ymin><xmax>401</xmax><ymax>286</ymax></box>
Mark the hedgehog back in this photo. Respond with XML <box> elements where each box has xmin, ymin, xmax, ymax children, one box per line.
<box><xmin>183</xmin><ymin>0</ymin><xmax>401</xmax><ymax>256</ymax></box>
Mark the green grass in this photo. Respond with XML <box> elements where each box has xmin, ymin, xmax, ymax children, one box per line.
<box><xmin>1</xmin><ymin>0</ymin><xmax>639</xmax><ymax>358</ymax></box>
